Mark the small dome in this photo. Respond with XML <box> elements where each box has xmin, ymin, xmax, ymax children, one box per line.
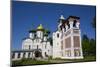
<box><xmin>37</xmin><ymin>24</ymin><xmax>44</xmax><ymax>30</ymax></box>
<box><xmin>60</xmin><ymin>15</ymin><xmax>65</xmax><ymax>19</ymax></box>
<box><xmin>29</xmin><ymin>29</ymin><xmax>36</xmax><ymax>33</ymax></box>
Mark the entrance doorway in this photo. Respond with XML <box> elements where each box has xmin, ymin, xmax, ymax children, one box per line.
<box><xmin>34</xmin><ymin>49</ymin><xmax>42</xmax><ymax>58</ymax></box>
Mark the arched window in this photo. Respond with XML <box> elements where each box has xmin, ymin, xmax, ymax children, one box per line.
<box><xmin>57</xmin><ymin>33</ymin><xmax>59</xmax><ymax>38</ymax></box>
<box><xmin>74</xmin><ymin>50</ymin><xmax>80</xmax><ymax>56</ymax></box>
<box><xmin>45</xmin><ymin>52</ymin><xmax>48</xmax><ymax>57</ymax></box>
<box><xmin>73</xmin><ymin>20</ymin><xmax>77</xmax><ymax>27</ymax></box>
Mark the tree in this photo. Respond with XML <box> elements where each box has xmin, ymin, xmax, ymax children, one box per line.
<box><xmin>89</xmin><ymin>39</ymin><xmax>96</xmax><ymax>56</ymax></box>
<box><xmin>82</xmin><ymin>34</ymin><xmax>90</xmax><ymax>56</ymax></box>
<box><xmin>82</xmin><ymin>34</ymin><xmax>96</xmax><ymax>57</ymax></box>
<box><xmin>91</xmin><ymin>16</ymin><xmax>96</xmax><ymax>56</ymax></box>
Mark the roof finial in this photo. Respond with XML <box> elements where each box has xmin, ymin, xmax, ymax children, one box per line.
<box><xmin>60</xmin><ymin>15</ymin><xmax>65</xmax><ymax>19</ymax></box>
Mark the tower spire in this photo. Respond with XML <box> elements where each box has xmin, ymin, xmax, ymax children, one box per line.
<box><xmin>60</xmin><ymin>15</ymin><xmax>65</xmax><ymax>19</ymax></box>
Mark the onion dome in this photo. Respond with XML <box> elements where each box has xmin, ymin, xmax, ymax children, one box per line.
<box><xmin>29</xmin><ymin>29</ymin><xmax>36</xmax><ymax>33</ymax></box>
<box><xmin>44</xmin><ymin>32</ymin><xmax>48</xmax><ymax>36</ymax></box>
<box><xmin>37</xmin><ymin>24</ymin><xmax>44</xmax><ymax>31</ymax></box>
<box><xmin>45</xmin><ymin>29</ymin><xmax>50</xmax><ymax>34</ymax></box>
<box><xmin>44</xmin><ymin>29</ymin><xmax>50</xmax><ymax>36</ymax></box>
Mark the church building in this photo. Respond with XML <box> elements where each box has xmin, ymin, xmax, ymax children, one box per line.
<box><xmin>11</xmin><ymin>15</ymin><xmax>83</xmax><ymax>60</ymax></box>
<box><xmin>12</xmin><ymin>24</ymin><xmax>52</xmax><ymax>60</ymax></box>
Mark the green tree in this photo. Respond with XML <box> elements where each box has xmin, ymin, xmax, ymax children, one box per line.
<box><xmin>82</xmin><ymin>34</ymin><xmax>96</xmax><ymax>57</ymax></box>
<box><xmin>91</xmin><ymin>16</ymin><xmax>96</xmax><ymax>56</ymax></box>
<box><xmin>89</xmin><ymin>39</ymin><xmax>96</xmax><ymax>56</ymax></box>
<box><xmin>82</xmin><ymin>34</ymin><xmax>90</xmax><ymax>56</ymax></box>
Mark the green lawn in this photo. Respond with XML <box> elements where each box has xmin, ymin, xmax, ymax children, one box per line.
<box><xmin>12</xmin><ymin>56</ymin><xmax>96</xmax><ymax>66</ymax></box>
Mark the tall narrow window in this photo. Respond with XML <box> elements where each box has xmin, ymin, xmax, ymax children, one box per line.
<box><xmin>73</xmin><ymin>20</ymin><xmax>77</xmax><ymax>27</ymax></box>
<box><xmin>28</xmin><ymin>52</ymin><xmax>31</xmax><ymax>58</ymax></box>
<box><xmin>57</xmin><ymin>33</ymin><xmax>59</xmax><ymax>38</ymax></box>
<box><xmin>61</xmin><ymin>41</ymin><xmax>63</xmax><ymax>50</ymax></box>
<box><xmin>37</xmin><ymin>45</ymin><xmax>38</xmax><ymax>49</ymax></box>
<box><xmin>23</xmin><ymin>52</ymin><xmax>25</xmax><ymax>58</ymax></box>
<box><xmin>17</xmin><ymin>53</ymin><xmax>20</xmax><ymax>58</ymax></box>
<box><xmin>45</xmin><ymin>52</ymin><xmax>48</xmax><ymax>57</ymax></box>
<box><xmin>68</xmin><ymin>24</ymin><xmax>70</xmax><ymax>29</ymax></box>
<box><xmin>45</xmin><ymin>45</ymin><xmax>46</xmax><ymax>49</ymax></box>
<box><xmin>29</xmin><ymin>45</ymin><xmax>31</xmax><ymax>50</ymax></box>
<box><xmin>12</xmin><ymin>53</ymin><xmax>15</xmax><ymax>59</ymax></box>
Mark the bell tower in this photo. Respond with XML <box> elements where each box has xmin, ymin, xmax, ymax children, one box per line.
<box><xmin>63</xmin><ymin>16</ymin><xmax>83</xmax><ymax>59</ymax></box>
<box><xmin>53</xmin><ymin>15</ymin><xmax>83</xmax><ymax>59</ymax></box>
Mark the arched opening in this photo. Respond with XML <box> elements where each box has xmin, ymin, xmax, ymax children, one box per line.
<box><xmin>73</xmin><ymin>20</ymin><xmax>77</xmax><ymax>27</ymax></box>
<box><xmin>45</xmin><ymin>52</ymin><xmax>48</xmax><ymax>57</ymax></box>
<box><xmin>34</xmin><ymin>50</ymin><xmax>42</xmax><ymax>58</ymax></box>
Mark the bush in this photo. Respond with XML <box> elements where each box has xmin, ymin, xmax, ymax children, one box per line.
<box><xmin>48</xmin><ymin>56</ymin><xmax>52</xmax><ymax>60</ymax></box>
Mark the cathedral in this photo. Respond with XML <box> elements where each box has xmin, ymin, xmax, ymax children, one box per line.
<box><xmin>12</xmin><ymin>15</ymin><xmax>83</xmax><ymax>60</ymax></box>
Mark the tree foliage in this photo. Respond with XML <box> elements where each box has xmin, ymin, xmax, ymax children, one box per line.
<box><xmin>89</xmin><ymin>39</ymin><xmax>96</xmax><ymax>56</ymax></box>
<box><xmin>82</xmin><ymin>34</ymin><xmax>96</xmax><ymax>57</ymax></box>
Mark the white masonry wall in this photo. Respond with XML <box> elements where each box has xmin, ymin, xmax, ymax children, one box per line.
<box><xmin>53</xmin><ymin>31</ymin><xmax>62</xmax><ymax>58</ymax></box>
<box><xmin>22</xmin><ymin>39</ymin><xmax>33</xmax><ymax>50</ymax></box>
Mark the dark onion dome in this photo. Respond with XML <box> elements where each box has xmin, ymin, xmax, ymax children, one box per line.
<box><xmin>22</xmin><ymin>37</ymin><xmax>32</xmax><ymax>40</ymax></box>
<box><xmin>44</xmin><ymin>33</ymin><xmax>48</xmax><ymax>36</ymax></box>
<box><xmin>66</xmin><ymin>16</ymin><xmax>80</xmax><ymax>21</ymax></box>
<box><xmin>37</xmin><ymin>24</ymin><xmax>44</xmax><ymax>31</ymax></box>
<box><xmin>29</xmin><ymin>29</ymin><xmax>36</xmax><ymax>33</ymax></box>
<box><xmin>44</xmin><ymin>29</ymin><xmax>50</xmax><ymax>36</ymax></box>
<box><xmin>45</xmin><ymin>29</ymin><xmax>50</xmax><ymax>34</ymax></box>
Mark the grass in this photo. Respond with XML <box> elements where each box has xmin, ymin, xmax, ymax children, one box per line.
<box><xmin>12</xmin><ymin>58</ymin><xmax>52</xmax><ymax>66</ymax></box>
<box><xmin>11</xmin><ymin>56</ymin><xmax>96</xmax><ymax>66</ymax></box>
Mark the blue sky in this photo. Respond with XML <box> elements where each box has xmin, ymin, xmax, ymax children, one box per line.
<box><xmin>11</xmin><ymin>1</ymin><xmax>96</xmax><ymax>50</ymax></box>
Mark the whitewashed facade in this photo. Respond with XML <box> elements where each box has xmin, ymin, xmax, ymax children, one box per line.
<box><xmin>52</xmin><ymin>15</ymin><xmax>83</xmax><ymax>59</ymax></box>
